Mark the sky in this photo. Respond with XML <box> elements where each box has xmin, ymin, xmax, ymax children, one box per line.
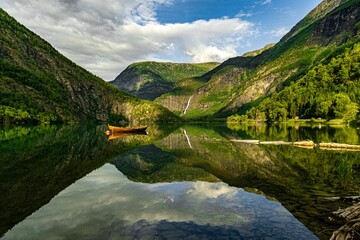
<box><xmin>1</xmin><ymin>0</ymin><xmax>322</xmax><ymax>80</ymax></box>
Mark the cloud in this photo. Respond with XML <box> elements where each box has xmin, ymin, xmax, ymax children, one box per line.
<box><xmin>235</xmin><ymin>11</ymin><xmax>253</xmax><ymax>18</ymax></box>
<box><xmin>265</xmin><ymin>27</ymin><xmax>289</xmax><ymax>38</ymax></box>
<box><xmin>2</xmin><ymin>0</ymin><xmax>255</xmax><ymax>80</ymax></box>
<box><xmin>262</xmin><ymin>0</ymin><xmax>272</xmax><ymax>5</ymax></box>
<box><xmin>186</xmin><ymin>181</ymin><xmax>238</xmax><ymax>199</ymax></box>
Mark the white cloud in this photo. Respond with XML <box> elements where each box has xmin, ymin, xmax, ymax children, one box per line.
<box><xmin>2</xmin><ymin>0</ymin><xmax>255</xmax><ymax>80</ymax></box>
<box><xmin>186</xmin><ymin>181</ymin><xmax>238</xmax><ymax>199</ymax></box>
<box><xmin>265</xmin><ymin>27</ymin><xmax>290</xmax><ymax>38</ymax></box>
<box><xmin>262</xmin><ymin>0</ymin><xmax>272</xmax><ymax>5</ymax></box>
<box><xmin>235</xmin><ymin>11</ymin><xmax>254</xmax><ymax>18</ymax></box>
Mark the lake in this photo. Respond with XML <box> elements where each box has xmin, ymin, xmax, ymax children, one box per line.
<box><xmin>0</xmin><ymin>123</ymin><xmax>359</xmax><ymax>240</ymax></box>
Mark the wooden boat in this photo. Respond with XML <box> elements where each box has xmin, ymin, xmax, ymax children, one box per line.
<box><xmin>107</xmin><ymin>125</ymin><xmax>147</xmax><ymax>134</ymax></box>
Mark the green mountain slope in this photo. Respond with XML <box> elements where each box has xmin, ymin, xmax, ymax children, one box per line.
<box><xmin>0</xmin><ymin>9</ymin><xmax>179</xmax><ymax>124</ymax></box>
<box><xmin>155</xmin><ymin>0</ymin><xmax>360</xmax><ymax>120</ymax></box>
<box><xmin>229</xmin><ymin>43</ymin><xmax>360</xmax><ymax>123</ymax></box>
<box><xmin>241</xmin><ymin>43</ymin><xmax>275</xmax><ymax>57</ymax></box>
<box><xmin>110</xmin><ymin>62</ymin><xmax>219</xmax><ymax>101</ymax></box>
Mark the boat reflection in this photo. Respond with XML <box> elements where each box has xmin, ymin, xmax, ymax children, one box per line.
<box><xmin>106</xmin><ymin>132</ymin><xmax>148</xmax><ymax>141</ymax></box>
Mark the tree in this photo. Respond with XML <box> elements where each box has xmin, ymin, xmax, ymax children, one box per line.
<box><xmin>343</xmin><ymin>103</ymin><xmax>359</xmax><ymax>123</ymax></box>
<box><xmin>333</xmin><ymin>93</ymin><xmax>352</xmax><ymax>119</ymax></box>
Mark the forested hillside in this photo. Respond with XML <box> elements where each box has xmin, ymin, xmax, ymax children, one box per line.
<box><xmin>228</xmin><ymin>43</ymin><xmax>360</xmax><ymax>124</ymax></box>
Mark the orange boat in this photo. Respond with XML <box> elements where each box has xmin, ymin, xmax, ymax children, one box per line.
<box><xmin>107</xmin><ymin>124</ymin><xmax>148</xmax><ymax>134</ymax></box>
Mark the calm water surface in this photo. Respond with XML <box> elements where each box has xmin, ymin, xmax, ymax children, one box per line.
<box><xmin>0</xmin><ymin>123</ymin><xmax>359</xmax><ymax>240</ymax></box>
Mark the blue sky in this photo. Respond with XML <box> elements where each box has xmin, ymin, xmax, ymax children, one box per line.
<box><xmin>2</xmin><ymin>0</ymin><xmax>322</xmax><ymax>80</ymax></box>
<box><xmin>156</xmin><ymin>0</ymin><xmax>322</xmax><ymax>52</ymax></box>
<box><xmin>157</xmin><ymin>0</ymin><xmax>317</xmax><ymax>24</ymax></box>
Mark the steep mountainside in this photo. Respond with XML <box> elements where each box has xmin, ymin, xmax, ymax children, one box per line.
<box><xmin>0</xmin><ymin>9</ymin><xmax>179</xmax><ymax>124</ymax></box>
<box><xmin>110</xmin><ymin>62</ymin><xmax>219</xmax><ymax>100</ymax></box>
<box><xmin>155</xmin><ymin>0</ymin><xmax>360</xmax><ymax>120</ymax></box>
<box><xmin>228</xmin><ymin>43</ymin><xmax>360</xmax><ymax>123</ymax></box>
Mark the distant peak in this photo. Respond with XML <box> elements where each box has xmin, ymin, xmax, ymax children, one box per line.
<box><xmin>280</xmin><ymin>0</ymin><xmax>346</xmax><ymax>42</ymax></box>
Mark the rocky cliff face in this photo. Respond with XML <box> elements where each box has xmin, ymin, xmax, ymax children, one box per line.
<box><xmin>309</xmin><ymin>1</ymin><xmax>360</xmax><ymax>44</ymax></box>
<box><xmin>280</xmin><ymin>0</ymin><xmax>345</xmax><ymax>43</ymax></box>
<box><xmin>0</xmin><ymin>9</ymin><xmax>179</xmax><ymax>124</ymax></box>
<box><xmin>110</xmin><ymin>66</ymin><xmax>174</xmax><ymax>101</ymax></box>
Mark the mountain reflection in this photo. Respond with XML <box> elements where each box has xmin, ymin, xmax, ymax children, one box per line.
<box><xmin>3</xmin><ymin>164</ymin><xmax>317</xmax><ymax>240</ymax></box>
<box><xmin>113</xmin><ymin>124</ymin><xmax>360</xmax><ymax>239</ymax></box>
<box><xmin>1</xmin><ymin>123</ymin><xmax>359</xmax><ymax>239</ymax></box>
<box><xmin>0</xmin><ymin>124</ymin><xmax>156</xmax><ymax>236</ymax></box>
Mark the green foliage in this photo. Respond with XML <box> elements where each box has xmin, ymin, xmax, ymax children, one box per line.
<box><xmin>230</xmin><ymin>43</ymin><xmax>360</xmax><ymax>124</ymax></box>
<box><xmin>107</xmin><ymin>113</ymin><xmax>128</xmax><ymax>125</ymax></box>
<box><xmin>337</xmin><ymin>156</ymin><xmax>354</xmax><ymax>184</ymax></box>
<box><xmin>0</xmin><ymin>104</ymin><xmax>59</xmax><ymax>124</ymax></box>
<box><xmin>227</xmin><ymin>114</ymin><xmax>248</xmax><ymax>123</ymax></box>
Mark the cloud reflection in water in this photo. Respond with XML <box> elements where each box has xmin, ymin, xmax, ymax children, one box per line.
<box><xmin>4</xmin><ymin>164</ymin><xmax>317</xmax><ymax>240</ymax></box>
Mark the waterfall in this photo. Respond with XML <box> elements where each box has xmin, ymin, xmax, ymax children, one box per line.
<box><xmin>183</xmin><ymin>129</ymin><xmax>193</xmax><ymax>149</ymax></box>
<box><xmin>183</xmin><ymin>96</ymin><xmax>193</xmax><ymax>115</ymax></box>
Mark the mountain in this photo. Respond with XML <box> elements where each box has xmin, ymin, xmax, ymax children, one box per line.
<box><xmin>0</xmin><ymin>9</ymin><xmax>179</xmax><ymax>124</ymax></box>
<box><xmin>228</xmin><ymin>43</ymin><xmax>360</xmax><ymax>123</ymax></box>
<box><xmin>110</xmin><ymin>62</ymin><xmax>219</xmax><ymax>101</ymax></box>
<box><xmin>155</xmin><ymin>0</ymin><xmax>360</xmax><ymax>120</ymax></box>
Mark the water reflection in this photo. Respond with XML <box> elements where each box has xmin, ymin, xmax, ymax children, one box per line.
<box><xmin>0</xmin><ymin>124</ymin><xmax>159</xmax><ymax>236</ymax></box>
<box><xmin>115</xmin><ymin>125</ymin><xmax>360</xmax><ymax>239</ymax></box>
<box><xmin>3</xmin><ymin>164</ymin><xmax>317</xmax><ymax>240</ymax></box>
<box><xmin>226</xmin><ymin>122</ymin><xmax>360</xmax><ymax>145</ymax></box>
<box><xmin>1</xmin><ymin>123</ymin><xmax>359</xmax><ymax>239</ymax></box>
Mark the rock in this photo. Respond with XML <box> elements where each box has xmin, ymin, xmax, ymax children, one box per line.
<box><xmin>330</xmin><ymin>202</ymin><xmax>360</xmax><ymax>240</ymax></box>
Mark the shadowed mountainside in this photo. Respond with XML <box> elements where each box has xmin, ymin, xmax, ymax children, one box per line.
<box><xmin>0</xmin><ymin>9</ymin><xmax>179</xmax><ymax>124</ymax></box>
